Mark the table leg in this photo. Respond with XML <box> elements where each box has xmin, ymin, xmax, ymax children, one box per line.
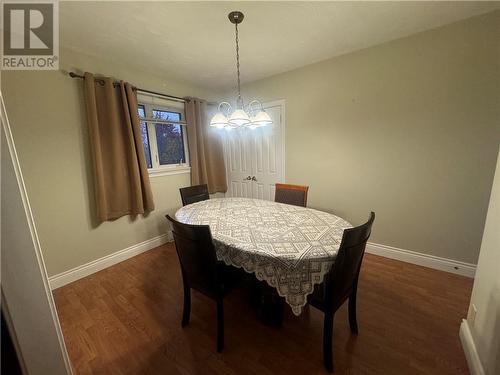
<box><xmin>257</xmin><ymin>283</ymin><xmax>284</xmax><ymax>327</ymax></box>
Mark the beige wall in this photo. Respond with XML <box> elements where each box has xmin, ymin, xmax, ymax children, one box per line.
<box><xmin>2</xmin><ymin>48</ymin><xmax>221</xmax><ymax>276</ymax></box>
<box><xmin>466</xmin><ymin>147</ymin><xmax>500</xmax><ymax>374</ymax></box>
<box><xmin>234</xmin><ymin>11</ymin><xmax>500</xmax><ymax>264</ymax></box>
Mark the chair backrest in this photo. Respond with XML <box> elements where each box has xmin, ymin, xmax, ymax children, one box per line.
<box><xmin>179</xmin><ymin>184</ymin><xmax>210</xmax><ymax>206</ymax></box>
<box><xmin>274</xmin><ymin>183</ymin><xmax>309</xmax><ymax>207</ymax></box>
<box><xmin>166</xmin><ymin>215</ymin><xmax>219</xmax><ymax>296</ymax></box>
<box><xmin>324</xmin><ymin>212</ymin><xmax>375</xmax><ymax>311</ymax></box>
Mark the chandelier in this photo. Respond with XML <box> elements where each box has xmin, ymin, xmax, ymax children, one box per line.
<box><xmin>210</xmin><ymin>11</ymin><xmax>273</xmax><ymax>130</ymax></box>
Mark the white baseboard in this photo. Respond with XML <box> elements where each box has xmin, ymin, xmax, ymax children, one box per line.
<box><xmin>460</xmin><ymin>320</ymin><xmax>485</xmax><ymax>375</ymax></box>
<box><xmin>49</xmin><ymin>234</ymin><xmax>171</xmax><ymax>290</ymax></box>
<box><xmin>49</xmin><ymin>236</ymin><xmax>475</xmax><ymax>290</ymax></box>
<box><xmin>366</xmin><ymin>242</ymin><xmax>476</xmax><ymax>278</ymax></box>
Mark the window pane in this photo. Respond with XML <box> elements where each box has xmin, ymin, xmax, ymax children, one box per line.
<box><xmin>155</xmin><ymin>123</ymin><xmax>186</xmax><ymax>165</ymax></box>
<box><xmin>137</xmin><ymin>104</ymin><xmax>146</xmax><ymax>118</ymax></box>
<box><xmin>152</xmin><ymin>109</ymin><xmax>181</xmax><ymax>122</ymax></box>
<box><xmin>152</xmin><ymin>109</ymin><xmax>185</xmax><ymax>165</ymax></box>
<box><xmin>140</xmin><ymin>122</ymin><xmax>152</xmax><ymax>169</ymax></box>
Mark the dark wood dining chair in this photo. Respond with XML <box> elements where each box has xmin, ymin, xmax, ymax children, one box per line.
<box><xmin>308</xmin><ymin>212</ymin><xmax>375</xmax><ymax>372</ymax></box>
<box><xmin>274</xmin><ymin>183</ymin><xmax>309</xmax><ymax>207</ymax></box>
<box><xmin>166</xmin><ymin>215</ymin><xmax>232</xmax><ymax>352</ymax></box>
<box><xmin>179</xmin><ymin>184</ymin><xmax>209</xmax><ymax>206</ymax></box>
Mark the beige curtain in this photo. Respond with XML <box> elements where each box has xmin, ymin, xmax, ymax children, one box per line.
<box><xmin>185</xmin><ymin>98</ymin><xmax>227</xmax><ymax>193</ymax></box>
<box><xmin>83</xmin><ymin>72</ymin><xmax>154</xmax><ymax>223</ymax></box>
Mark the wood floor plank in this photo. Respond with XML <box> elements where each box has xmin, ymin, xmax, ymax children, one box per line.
<box><xmin>53</xmin><ymin>243</ymin><xmax>472</xmax><ymax>374</ymax></box>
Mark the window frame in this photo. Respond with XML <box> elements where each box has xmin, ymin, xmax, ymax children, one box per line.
<box><xmin>137</xmin><ymin>94</ymin><xmax>190</xmax><ymax>178</ymax></box>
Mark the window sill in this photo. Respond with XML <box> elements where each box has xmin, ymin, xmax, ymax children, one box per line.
<box><xmin>148</xmin><ymin>166</ymin><xmax>191</xmax><ymax>178</ymax></box>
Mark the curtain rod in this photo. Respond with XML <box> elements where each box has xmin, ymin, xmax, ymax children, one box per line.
<box><xmin>68</xmin><ymin>72</ymin><xmax>187</xmax><ymax>103</ymax></box>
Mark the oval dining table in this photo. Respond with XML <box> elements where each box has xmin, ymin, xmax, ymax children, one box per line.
<box><xmin>175</xmin><ymin>197</ymin><xmax>352</xmax><ymax>316</ymax></box>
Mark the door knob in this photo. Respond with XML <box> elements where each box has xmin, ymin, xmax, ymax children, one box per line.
<box><xmin>243</xmin><ymin>176</ymin><xmax>252</xmax><ymax>181</ymax></box>
<box><xmin>251</xmin><ymin>176</ymin><xmax>257</xmax><ymax>181</ymax></box>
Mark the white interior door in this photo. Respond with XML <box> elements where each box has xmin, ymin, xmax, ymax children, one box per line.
<box><xmin>225</xmin><ymin>100</ymin><xmax>284</xmax><ymax>200</ymax></box>
<box><xmin>251</xmin><ymin>104</ymin><xmax>283</xmax><ymax>200</ymax></box>
<box><xmin>225</xmin><ymin>127</ymin><xmax>253</xmax><ymax>198</ymax></box>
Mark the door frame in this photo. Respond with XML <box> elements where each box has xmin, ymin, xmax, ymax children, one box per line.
<box><xmin>223</xmin><ymin>99</ymin><xmax>286</xmax><ymax>196</ymax></box>
<box><xmin>1</xmin><ymin>92</ymin><xmax>73</xmax><ymax>374</ymax></box>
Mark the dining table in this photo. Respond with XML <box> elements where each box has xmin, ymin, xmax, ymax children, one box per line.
<box><xmin>175</xmin><ymin>197</ymin><xmax>352</xmax><ymax>316</ymax></box>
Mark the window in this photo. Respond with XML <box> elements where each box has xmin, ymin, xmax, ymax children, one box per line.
<box><xmin>137</xmin><ymin>94</ymin><xmax>190</xmax><ymax>176</ymax></box>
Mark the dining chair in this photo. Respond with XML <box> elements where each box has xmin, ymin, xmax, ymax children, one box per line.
<box><xmin>179</xmin><ymin>184</ymin><xmax>210</xmax><ymax>206</ymax></box>
<box><xmin>274</xmin><ymin>183</ymin><xmax>309</xmax><ymax>207</ymax></box>
<box><xmin>308</xmin><ymin>212</ymin><xmax>375</xmax><ymax>372</ymax></box>
<box><xmin>166</xmin><ymin>215</ymin><xmax>232</xmax><ymax>352</ymax></box>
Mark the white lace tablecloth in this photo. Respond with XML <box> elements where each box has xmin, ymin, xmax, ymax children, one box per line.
<box><xmin>175</xmin><ymin>198</ymin><xmax>352</xmax><ymax>315</ymax></box>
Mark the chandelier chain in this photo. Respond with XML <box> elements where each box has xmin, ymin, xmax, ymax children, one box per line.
<box><xmin>235</xmin><ymin>22</ymin><xmax>242</xmax><ymax>108</ymax></box>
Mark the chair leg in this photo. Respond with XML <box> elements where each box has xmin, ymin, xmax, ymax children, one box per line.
<box><xmin>182</xmin><ymin>284</ymin><xmax>191</xmax><ymax>327</ymax></box>
<box><xmin>348</xmin><ymin>290</ymin><xmax>358</xmax><ymax>334</ymax></box>
<box><xmin>323</xmin><ymin>312</ymin><xmax>334</xmax><ymax>373</ymax></box>
<box><xmin>216</xmin><ymin>297</ymin><xmax>224</xmax><ymax>353</ymax></box>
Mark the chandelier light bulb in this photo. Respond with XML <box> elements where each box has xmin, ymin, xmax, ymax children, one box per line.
<box><xmin>210</xmin><ymin>112</ymin><xmax>229</xmax><ymax>128</ymax></box>
<box><xmin>250</xmin><ymin>110</ymin><xmax>273</xmax><ymax>127</ymax></box>
<box><xmin>228</xmin><ymin>109</ymin><xmax>251</xmax><ymax>127</ymax></box>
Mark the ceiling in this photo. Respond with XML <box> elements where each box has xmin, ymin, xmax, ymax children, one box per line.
<box><xmin>60</xmin><ymin>2</ymin><xmax>499</xmax><ymax>90</ymax></box>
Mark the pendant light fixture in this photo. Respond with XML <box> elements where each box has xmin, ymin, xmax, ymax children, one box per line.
<box><xmin>210</xmin><ymin>11</ymin><xmax>273</xmax><ymax>130</ymax></box>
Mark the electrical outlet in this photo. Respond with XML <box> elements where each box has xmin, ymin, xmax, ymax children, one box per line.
<box><xmin>470</xmin><ymin>304</ymin><xmax>478</xmax><ymax>326</ymax></box>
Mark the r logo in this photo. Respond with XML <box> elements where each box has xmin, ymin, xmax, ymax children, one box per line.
<box><xmin>3</xmin><ymin>3</ymin><xmax>53</xmax><ymax>55</ymax></box>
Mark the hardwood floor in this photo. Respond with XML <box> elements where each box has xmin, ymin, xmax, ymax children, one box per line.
<box><xmin>53</xmin><ymin>243</ymin><xmax>473</xmax><ymax>375</ymax></box>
